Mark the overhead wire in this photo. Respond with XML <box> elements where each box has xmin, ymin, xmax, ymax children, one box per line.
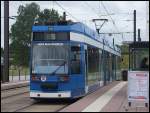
<box><xmin>8</xmin><ymin>1</ymin><xmax>134</xmax><ymax>43</ymax></box>
<box><xmin>100</xmin><ymin>1</ymin><xmax>125</xmax><ymax>42</ymax></box>
<box><xmin>100</xmin><ymin>2</ymin><xmax>132</xmax><ymax>42</ymax></box>
<box><xmin>83</xmin><ymin>1</ymin><xmax>100</xmax><ymax>18</ymax></box>
<box><xmin>54</xmin><ymin>1</ymin><xmax>80</xmax><ymax>22</ymax></box>
<box><xmin>82</xmin><ymin>1</ymin><xmax>124</xmax><ymax>44</ymax></box>
<box><xmin>83</xmin><ymin>1</ymin><xmax>112</xmax><ymax>34</ymax></box>
<box><xmin>101</xmin><ymin>2</ymin><xmax>119</xmax><ymax>33</ymax></box>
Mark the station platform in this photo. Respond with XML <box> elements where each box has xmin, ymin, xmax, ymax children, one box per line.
<box><xmin>60</xmin><ymin>81</ymin><xmax>149</xmax><ymax>112</ymax></box>
<box><xmin>1</xmin><ymin>81</ymin><xmax>29</xmax><ymax>90</ymax></box>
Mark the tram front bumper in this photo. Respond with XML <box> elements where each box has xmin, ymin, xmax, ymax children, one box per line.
<box><xmin>30</xmin><ymin>91</ymin><xmax>71</xmax><ymax>98</ymax></box>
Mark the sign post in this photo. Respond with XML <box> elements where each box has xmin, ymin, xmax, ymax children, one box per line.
<box><xmin>128</xmin><ymin>71</ymin><xmax>149</xmax><ymax>107</ymax></box>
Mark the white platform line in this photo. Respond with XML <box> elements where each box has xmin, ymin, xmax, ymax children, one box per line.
<box><xmin>82</xmin><ymin>82</ymin><xmax>127</xmax><ymax>112</ymax></box>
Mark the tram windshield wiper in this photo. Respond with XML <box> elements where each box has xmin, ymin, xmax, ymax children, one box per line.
<box><xmin>50</xmin><ymin>61</ymin><xmax>66</xmax><ymax>75</ymax></box>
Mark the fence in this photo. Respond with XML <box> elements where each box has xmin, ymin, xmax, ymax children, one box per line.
<box><xmin>9</xmin><ymin>67</ymin><xmax>30</xmax><ymax>81</ymax></box>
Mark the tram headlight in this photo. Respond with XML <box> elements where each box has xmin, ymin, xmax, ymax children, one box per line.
<box><xmin>59</xmin><ymin>76</ymin><xmax>69</xmax><ymax>82</ymax></box>
<box><xmin>31</xmin><ymin>75</ymin><xmax>35</xmax><ymax>81</ymax></box>
<box><xmin>31</xmin><ymin>75</ymin><xmax>40</xmax><ymax>81</ymax></box>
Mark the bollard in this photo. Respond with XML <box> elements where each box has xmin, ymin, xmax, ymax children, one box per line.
<box><xmin>25</xmin><ymin>70</ymin><xmax>26</xmax><ymax>80</ymax></box>
<box><xmin>1</xmin><ymin>65</ymin><xmax>4</xmax><ymax>82</ymax></box>
<box><xmin>19</xmin><ymin>69</ymin><xmax>21</xmax><ymax>81</ymax></box>
<box><xmin>11</xmin><ymin>69</ymin><xmax>13</xmax><ymax>81</ymax></box>
<box><xmin>122</xmin><ymin>70</ymin><xmax>127</xmax><ymax>81</ymax></box>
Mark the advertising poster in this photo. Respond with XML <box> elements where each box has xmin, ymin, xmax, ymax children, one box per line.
<box><xmin>128</xmin><ymin>71</ymin><xmax>149</xmax><ymax>103</ymax></box>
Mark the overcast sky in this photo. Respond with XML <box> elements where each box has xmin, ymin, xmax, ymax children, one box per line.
<box><xmin>1</xmin><ymin>1</ymin><xmax>149</xmax><ymax>48</ymax></box>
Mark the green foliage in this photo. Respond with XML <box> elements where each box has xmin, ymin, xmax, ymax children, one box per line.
<box><xmin>11</xmin><ymin>3</ymin><xmax>40</xmax><ymax>46</ymax></box>
<box><xmin>10</xmin><ymin>2</ymin><xmax>40</xmax><ymax>66</ymax></box>
<box><xmin>10</xmin><ymin>2</ymin><xmax>62</xmax><ymax>66</ymax></box>
<box><xmin>37</xmin><ymin>8</ymin><xmax>63</xmax><ymax>24</ymax></box>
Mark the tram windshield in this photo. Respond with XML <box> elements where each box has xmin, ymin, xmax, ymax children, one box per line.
<box><xmin>32</xmin><ymin>43</ymin><xmax>69</xmax><ymax>74</ymax></box>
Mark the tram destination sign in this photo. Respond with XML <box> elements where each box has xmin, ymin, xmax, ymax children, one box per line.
<box><xmin>36</xmin><ymin>43</ymin><xmax>64</xmax><ymax>46</ymax></box>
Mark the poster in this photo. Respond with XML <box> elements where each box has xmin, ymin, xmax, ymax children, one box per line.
<box><xmin>128</xmin><ymin>71</ymin><xmax>149</xmax><ymax>102</ymax></box>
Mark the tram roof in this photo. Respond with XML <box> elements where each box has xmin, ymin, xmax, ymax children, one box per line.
<box><xmin>32</xmin><ymin>22</ymin><xmax>120</xmax><ymax>52</ymax></box>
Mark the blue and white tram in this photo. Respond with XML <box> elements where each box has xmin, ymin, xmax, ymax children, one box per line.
<box><xmin>30</xmin><ymin>22</ymin><xmax>121</xmax><ymax>99</ymax></box>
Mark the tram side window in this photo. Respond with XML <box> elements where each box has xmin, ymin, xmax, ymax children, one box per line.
<box><xmin>45</xmin><ymin>33</ymin><xmax>56</xmax><ymax>40</ymax></box>
<box><xmin>33</xmin><ymin>32</ymin><xmax>44</xmax><ymax>40</ymax></box>
<box><xmin>33</xmin><ymin>32</ymin><xmax>69</xmax><ymax>41</ymax></box>
<box><xmin>56</xmin><ymin>32</ymin><xmax>69</xmax><ymax>40</ymax></box>
<box><xmin>71</xmin><ymin>45</ymin><xmax>81</xmax><ymax>74</ymax></box>
<box><xmin>87</xmin><ymin>47</ymin><xmax>100</xmax><ymax>85</ymax></box>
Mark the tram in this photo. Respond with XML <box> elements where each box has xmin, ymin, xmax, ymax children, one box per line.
<box><xmin>30</xmin><ymin>21</ymin><xmax>121</xmax><ymax>99</ymax></box>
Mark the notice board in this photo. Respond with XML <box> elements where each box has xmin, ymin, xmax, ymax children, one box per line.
<box><xmin>128</xmin><ymin>71</ymin><xmax>149</xmax><ymax>103</ymax></box>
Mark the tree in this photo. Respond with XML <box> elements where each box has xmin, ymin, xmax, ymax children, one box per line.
<box><xmin>10</xmin><ymin>3</ymin><xmax>62</xmax><ymax>66</ymax></box>
<box><xmin>37</xmin><ymin>8</ymin><xmax>63</xmax><ymax>24</ymax></box>
<box><xmin>10</xmin><ymin>2</ymin><xmax>40</xmax><ymax>66</ymax></box>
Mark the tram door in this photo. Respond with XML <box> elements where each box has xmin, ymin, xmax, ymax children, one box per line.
<box><xmin>84</xmin><ymin>46</ymin><xmax>88</xmax><ymax>93</ymax></box>
<box><xmin>103</xmin><ymin>51</ymin><xmax>110</xmax><ymax>85</ymax></box>
<box><xmin>103</xmin><ymin>51</ymin><xmax>107</xmax><ymax>85</ymax></box>
<box><xmin>109</xmin><ymin>54</ymin><xmax>113</xmax><ymax>82</ymax></box>
<box><xmin>112</xmin><ymin>55</ymin><xmax>116</xmax><ymax>81</ymax></box>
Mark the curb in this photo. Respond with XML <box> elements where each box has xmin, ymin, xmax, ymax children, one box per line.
<box><xmin>1</xmin><ymin>81</ymin><xmax>29</xmax><ymax>91</ymax></box>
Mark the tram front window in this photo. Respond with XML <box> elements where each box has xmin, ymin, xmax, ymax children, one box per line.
<box><xmin>32</xmin><ymin>43</ymin><xmax>69</xmax><ymax>74</ymax></box>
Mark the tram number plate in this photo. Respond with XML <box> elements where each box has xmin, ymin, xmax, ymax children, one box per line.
<box><xmin>41</xmin><ymin>83</ymin><xmax>57</xmax><ymax>89</ymax></box>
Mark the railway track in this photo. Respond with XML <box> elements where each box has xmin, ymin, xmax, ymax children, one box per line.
<box><xmin>15</xmin><ymin>99</ymin><xmax>72</xmax><ymax>112</ymax></box>
<box><xmin>1</xmin><ymin>86</ymin><xmax>76</xmax><ymax>112</ymax></box>
<box><xmin>1</xmin><ymin>86</ymin><xmax>29</xmax><ymax>99</ymax></box>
